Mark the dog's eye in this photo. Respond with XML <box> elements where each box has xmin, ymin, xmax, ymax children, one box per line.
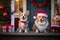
<box><xmin>24</xmin><ymin>14</ymin><xmax>26</xmax><ymax>16</ymax></box>
<box><xmin>42</xmin><ymin>16</ymin><xmax>45</xmax><ymax>18</ymax></box>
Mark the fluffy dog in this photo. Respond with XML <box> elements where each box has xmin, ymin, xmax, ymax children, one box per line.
<box><xmin>32</xmin><ymin>10</ymin><xmax>49</xmax><ymax>33</ymax></box>
<box><xmin>51</xmin><ymin>13</ymin><xmax>60</xmax><ymax>32</ymax></box>
<box><xmin>51</xmin><ymin>13</ymin><xmax>60</xmax><ymax>27</ymax></box>
<box><xmin>16</xmin><ymin>12</ymin><xmax>29</xmax><ymax>33</ymax></box>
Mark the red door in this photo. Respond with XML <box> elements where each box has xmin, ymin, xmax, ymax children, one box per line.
<box><xmin>15</xmin><ymin>18</ymin><xmax>19</xmax><ymax>31</ymax></box>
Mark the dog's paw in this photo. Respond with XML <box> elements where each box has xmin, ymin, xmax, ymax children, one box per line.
<box><xmin>25</xmin><ymin>29</ymin><xmax>28</xmax><ymax>33</ymax></box>
<box><xmin>19</xmin><ymin>29</ymin><xmax>22</xmax><ymax>32</ymax></box>
<box><xmin>35</xmin><ymin>29</ymin><xmax>39</xmax><ymax>33</ymax></box>
<box><xmin>44</xmin><ymin>30</ymin><xmax>47</xmax><ymax>33</ymax></box>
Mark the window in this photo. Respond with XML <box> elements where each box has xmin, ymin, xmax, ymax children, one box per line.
<box><xmin>14</xmin><ymin>0</ymin><xmax>23</xmax><ymax>13</ymax></box>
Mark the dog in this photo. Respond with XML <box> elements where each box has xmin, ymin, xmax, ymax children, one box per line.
<box><xmin>16</xmin><ymin>12</ymin><xmax>29</xmax><ymax>33</ymax></box>
<box><xmin>51</xmin><ymin>13</ymin><xmax>60</xmax><ymax>27</ymax></box>
<box><xmin>51</xmin><ymin>13</ymin><xmax>60</xmax><ymax>32</ymax></box>
<box><xmin>32</xmin><ymin>10</ymin><xmax>49</xmax><ymax>33</ymax></box>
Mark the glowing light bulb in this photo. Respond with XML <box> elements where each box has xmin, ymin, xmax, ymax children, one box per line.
<box><xmin>15</xmin><ymin>0</ymin><xmax>19</xmax><ymax>2</ymax></box>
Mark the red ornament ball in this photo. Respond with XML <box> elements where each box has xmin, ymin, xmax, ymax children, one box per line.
<box><xmin>0</xmin><ymin>5</ymin><xmax>4</xmax><ymax>10</ymax></box>
<box><xmin>3</xmin><ymin>12</ymin><xmax>8</xmax><ymax>17</ymax></box>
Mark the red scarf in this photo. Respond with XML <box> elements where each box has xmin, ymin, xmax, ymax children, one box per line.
<box><xmin>21</xmin><ymin>21</ymin><xmax>28</xmax><ymax>25</ymax></box>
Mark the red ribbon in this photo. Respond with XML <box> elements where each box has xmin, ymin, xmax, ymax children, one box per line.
<box><xmin>21</xmin><ymin>21</ymin><xmax>28</xmax><ymax>25</ymax></box>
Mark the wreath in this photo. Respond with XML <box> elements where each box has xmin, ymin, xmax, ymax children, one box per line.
<box><xmin>31</xmin><ymin>0</ymin><xmax>48</xmax><ymax>8</ymax></box>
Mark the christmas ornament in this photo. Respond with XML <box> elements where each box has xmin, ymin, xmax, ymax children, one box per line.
<box><xmin>50</xmin><ymin>13</ymin><xmax>60</xmax><ymax>32</ymax></box>
<box><xmin>33</xmin><ymin>10</ymin><xmax>49</xmax><ymax>33</ymax></box>
<box><xmin>31</xmin><ymin>0</ymin><xmax>48</xmax><ymax>8</ymax></box>
<box><xmin>0</xmin><ymin>5</ymin><xmax>4</xmax><ymax>10</ymax></box>
<box><xmin>3</xmin><ymin>12</ymin><xmax>8</xmax><ymax>17</ymax></box>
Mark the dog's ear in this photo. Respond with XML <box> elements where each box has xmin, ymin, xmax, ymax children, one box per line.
<box><xmin>26</xmin><ymin>10</ymin><xmax>29</xmax><ymax>16</ymax></box>
<box><xmin>19</xmin><ymin>11</ymin><xmax>22</xmax><ymax>13</ymax></box>
<box><xmin>19</xmin><ymin>11</ymin><xmax>22</xmax><ymax>14</ymax></box>
<box><xmin>45</xmin><ymin>17</ymin><xmax>48</xmax><ymax>22</ymax></box>
<box><xmin>19</xmin><ymin>11</ymin><xmax>23</xmax><ymax>16</ymax></box>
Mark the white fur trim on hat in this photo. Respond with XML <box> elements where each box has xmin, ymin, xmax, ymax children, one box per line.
<box><xmin>37</xmin><ymin>13</ymin><xmax>48</xmax><ymax>17</ymax></box>
<box><xmin>33</xmin><ymin>16</ymin><xmax>36</xmax><ymax>19</ymax></box>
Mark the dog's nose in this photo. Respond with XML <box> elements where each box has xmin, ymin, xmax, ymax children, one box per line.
<box><xmin>40</xmin><ymin>19</ymin><xmax>43</xmax><ymax>22</ymax></box>
<box><xmin>23</xmin><ymin>16</ymin><xmax>25</xmax><ymax>19</ymax></box>
<box><xmin>23</xmin><ymin>16</ymin><xmax>24</xmax><ymax>18</ymax></box>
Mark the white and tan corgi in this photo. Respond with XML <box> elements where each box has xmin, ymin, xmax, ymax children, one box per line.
<box><xmin>16</xmin><ymin>11</ymin><xmax>29</xmax><ymax>33</ymax></box>
<box><xmin>32</xmin><ymin>10</ymin><xmax>49</xmax><ymax>33</ymax></box>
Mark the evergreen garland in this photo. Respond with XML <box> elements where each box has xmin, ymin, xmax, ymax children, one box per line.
<box><xmin>0</xmin><ymin>0</ymin><xmax>11</xmax><ymax>22</ymax></box>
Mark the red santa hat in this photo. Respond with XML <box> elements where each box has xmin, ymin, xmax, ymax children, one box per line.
<box><xmin>55</xmin><ymin>13</ymin><xmax>60</xmax><ymax>18</ymax></box>
<box><xmin>33</xmin><ymin>10</ymin><xmax>48</xmax><ymax>19</ymax></box>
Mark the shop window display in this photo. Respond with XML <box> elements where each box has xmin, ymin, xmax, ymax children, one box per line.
<box><xmin>0</xmin><ymin>0</ymin><xmax>60</xmax><ymax>34</ymax></box>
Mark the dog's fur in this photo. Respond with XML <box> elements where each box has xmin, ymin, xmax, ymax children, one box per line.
<box><xmin>16</xmin><ymin>12</ymin><xmax>29</xmax><ymax>33</ymax></box>
<box><xmin>32</xmin><ymin>16</ymin><xmax>49</xmax><ymax>33</ymax></box>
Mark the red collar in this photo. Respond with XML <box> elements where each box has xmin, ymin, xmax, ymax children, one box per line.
<box><xmin>21</xmin><ymin>21</ymin><xmax>27</xmax><ymax>25</ymax></box>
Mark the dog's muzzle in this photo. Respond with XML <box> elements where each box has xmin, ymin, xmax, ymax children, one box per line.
<box><xmin>23</xmin><ymin>16</ymin><xmax>26</xmax><ymax>20</ymax></box>
<box><xmin>40</xmin><ymin>19</ymin><xmax>44</xmax><ymax>22</ymax></box>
